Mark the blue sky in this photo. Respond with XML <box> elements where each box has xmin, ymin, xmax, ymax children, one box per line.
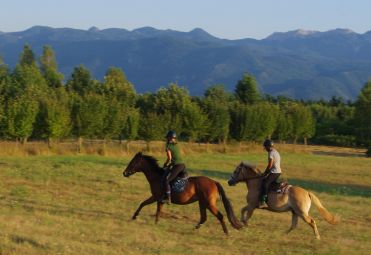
<box><xmin>1</xmin><ymin>0</ymin><xmax>370</xmax><ymax>39</ymax></box>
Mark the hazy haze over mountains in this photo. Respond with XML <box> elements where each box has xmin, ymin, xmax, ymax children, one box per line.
<box><xmin>1</xmin><ymin>26</ymin><xmax>371</xmax><ymax>100</ymax></box>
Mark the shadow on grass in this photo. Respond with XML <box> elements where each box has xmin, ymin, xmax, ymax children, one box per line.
<box><xmin>11</xmin><ymin>235</ymin><xmax>47</xmax><ymax>249</ymax></box>
<box><xmin>188</xmin><ymin>168</ymin><xmax>371</xmax><ymax>198</ymax></box>
<box><xmin>288</xmin><ymin>179</ymin><xmax>371</xmax><ymax>198</ymax></box>
<box><xmin>0</xmin><ymin>196</ymin><xmax>123</xmax><ymax>220</ymax></box>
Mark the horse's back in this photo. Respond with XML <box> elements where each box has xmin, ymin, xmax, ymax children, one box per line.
<box><xmin>189</xmin><ymin>175</ymin><xmax>219</xmax><ymax>195</ymax></box>
<box><xmin>289</xmin><ymin>186</ymin><xmax>310</xmax><ymax>200</ymax></box>
<box><xmin>267</xmin><ymin>185</ymin><xmax>310</xmax><ymax>212</ymax></box>
<box><xmin>190</xmin><ymin>175</ymin><xmax>218</xmax><ymax>187</ymax></box>
<box><xmin>172</xmin><ymin>176</ymin><xmax>217</xmax><ymax>204</ymax></box>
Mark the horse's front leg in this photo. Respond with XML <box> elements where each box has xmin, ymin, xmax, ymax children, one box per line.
<box><xmin>132</xmin><ymin>196</ymin><xmax>157</xmax><ymax>220</ymax></box>
<box><xmin>241</xmin><ymin>205</ymin><xmax>248</xmax><ymax>224</ymax></box>
<box><xmin>241</xmin><ymin>205</ymin><xmax>256</xmax><ymax>226</ymax></box>
<box><xmin>155</xmin><ymin>202</ymin><xmax>163</xmax><ymax>224</ymax></box>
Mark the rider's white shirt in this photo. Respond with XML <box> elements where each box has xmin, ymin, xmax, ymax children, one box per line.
<box><xmin>268</xmin><ymin>148</ymin><xmax>281</xmax><ymax>173</ymax></box>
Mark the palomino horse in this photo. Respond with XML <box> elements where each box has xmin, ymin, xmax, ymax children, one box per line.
<box><xmin>123</xmin><ymin>152</ymin><xmax>242</xmax><ymax>234</ymax></box>
<box><xmin>228</xmin><ymin>162</ymin><xmax>339</xmax><ymax>239</ymax></box>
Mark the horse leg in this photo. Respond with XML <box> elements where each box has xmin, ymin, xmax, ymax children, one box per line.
<box><xmin>208</xmin><ymin>204</ymin><xmax>228</xmax><ymax>235</ymax></box>
<box><xmin>155</xmin><ymin>202</ymin><xmax>163</xmax><ymax>224</ymax></box>
<box><xmin>286</xmin><ymin>211</ymin><xmax>299</xmax><ymax>234</ymax></box>
<box><xmin>242</xmin><ymin>206</ymin><xmax>255</xmax><ymax>226</ymax></box>
<box><xmin>240</xmin><ymin>206</ymin><xmax>248</xmax><ymax>223</ymax></box>
<box><xmin>132</xmin><ymin>196</ymin><xmax>157</xmax><ymax>220</ymax></box>
<box><xmin>299</xmin><ymin>213</ymin><xmax>320</xmax><ymax>240</ymax></box>
<box><xmin>195</xmin><ymin>200</ymin><xmax>207</xmax><ymax>229</ymax></box>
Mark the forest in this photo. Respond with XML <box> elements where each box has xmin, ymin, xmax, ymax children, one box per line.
<box><xmin>0</xmin><ymin>45</ymin><xmax>370</xmax><ymax>154</ymax></box>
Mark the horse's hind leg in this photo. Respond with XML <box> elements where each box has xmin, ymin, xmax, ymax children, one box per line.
<box><xmin>155</xmin><ymin>202</ymin><xmax>163</xmax><ymax>224</ymax></box>
<box><xmin>132</xmin><ymin>196</ymin><xmax>157</xmax><ymax>220</ymax></box>
<box><xmin>195</xmin><ymin>201</ymin><xmax>207</xmax><ymax>229</ymax></box>
<box><xmin>299</xmin><ymin>213</ymin><xmax>320</xmax><ymax>240</ymax></box>
<box><xmin>208</xmin><ymin>203</ymin><xmax>228</xmax><ymax>235</ymax></box>
<box><xmin>286</xmin><ymin>211</ymin><xmax>299</xmax><ymax>234</ymax></box>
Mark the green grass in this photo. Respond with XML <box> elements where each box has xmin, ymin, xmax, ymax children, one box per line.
<box><xmin>0</xmin><ymin>150</ymin><xmax>370</xmax><ymax>254</ymax></box>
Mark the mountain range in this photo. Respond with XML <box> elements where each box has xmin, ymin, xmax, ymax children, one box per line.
<box><xmin>1</xmin><ymin>26</ymin><xmax>371</xmax><ymax>100</ymax></box>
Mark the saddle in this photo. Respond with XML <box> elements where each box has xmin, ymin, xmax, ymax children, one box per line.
<box><xmin>168</xmin><ymin>170</ymin><xmax>189</xmax><ymax>193</ymax></box>
<box><xmin>269</xmin><ymin>181</ymin><xmax>291</xmax><ymax>194</ymax></box>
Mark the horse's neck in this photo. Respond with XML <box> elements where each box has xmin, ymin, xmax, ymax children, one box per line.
<box><xmin>141</xmin><ymin>163</ymin><xmax>162</xmax><ymax>191</ymax></box>
<box><xmin>246</xmin><ymin>177</ymin><xmax>263</xmax><ymax>197</ymax></box>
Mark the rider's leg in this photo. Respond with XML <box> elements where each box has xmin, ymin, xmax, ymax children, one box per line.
<box><xmin>162</xmin><ymin>164</ymin><xmax>185</xmax><ymax>204</ymax></box>
<box><xmin>261</xmin><ymin>173</ymin><xmax>280</xmax><ymax>203</ymax></box>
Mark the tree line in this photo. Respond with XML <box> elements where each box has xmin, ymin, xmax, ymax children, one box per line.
<box><xmin>0</xmin><ymin>45</ymin><xmax>370</xmax><ymax>153</ymax></box>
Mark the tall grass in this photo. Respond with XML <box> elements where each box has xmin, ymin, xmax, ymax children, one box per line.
<box><xmin>0</xmin><ymin>140</ymin><xmax>366</xmax><ymax>157</ymax></box>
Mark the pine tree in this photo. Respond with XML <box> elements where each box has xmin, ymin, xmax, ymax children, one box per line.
<box><xmin>5</xmin><ymin>87</ymin><xmax>39</xmax><ymax>143</ymax></box>
<box><xmin>235</xmin><ymin>73</ymin><xmax>260</xmax><ymax>104</ymax></box>
<box><xmin>289</xmin><ymin>103</ymin><xmax>315</xmax><ymax>144</ymax></box>
<box><xmin>203</xmin><ymin>85</ymin><xmax>231</xmax><ymax>143</ymax></box>
<box><xmin>182</xmin><ymin>101</ymin><xmax>208</xmax><ymax>141</ymax></box>
<box><xmin>19</xmin><ymin>44</ymin><xmax>36</xmax><ymax>67</ymax></box>
<box><xmin>354</xmin><ymin>80</ymin><xmax>371</xmax><ymax>146</ymax></box>
<box><xmin>35</xmin><ymin>88</ymin><xmax>71</xmax><ymax>142</ymax></box>
<box><xmin>66</xmin><ymin>65</ymin><xmax>98</xmax><ymax>96</ymax></box>
<box><xmin>39</xmin><ymin>45</ymin><xmax>64</xmax><ymax>88</ymax></box>
<box><xmin>103</xmin><ymin>67</ymin><xmax>136</xmax><ymax>106</ymax></box>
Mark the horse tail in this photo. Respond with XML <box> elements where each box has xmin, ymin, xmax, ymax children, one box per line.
<box><xmin>215</xmin><ymin>182</ymin><xmax>243</xmax><ymax>230</ymax></box>
<box><xmin>309</xmin><ymin>192</ymin><xmax>340</xmax><ymax>225</ymax></box>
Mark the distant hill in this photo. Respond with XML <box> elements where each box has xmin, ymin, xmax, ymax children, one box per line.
<box><xmin>1</xmin><ymin>26</ymin><xmax>371</xmax><ymax>100</ymax></box>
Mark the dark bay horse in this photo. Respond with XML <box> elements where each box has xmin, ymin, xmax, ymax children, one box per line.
<box><xmin>123</xmin><ymin>152</ymin><xmax>242</xmax><ymax>234</ymax></box>
<box><xmin>228</xmin><ymin>162</ymin><xmax>339</xmax><ymax>239</ymax></box>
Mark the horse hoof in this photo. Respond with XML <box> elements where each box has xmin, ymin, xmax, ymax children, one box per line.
<box><xmin>131</xmin><ymin>216</ymin><xmax>137</xmax><ymax>220</ymax></box>
<box><xmin>194</xmin><ymin>224</ymin><xmax>201</xmax><ymax>229</ymax></box>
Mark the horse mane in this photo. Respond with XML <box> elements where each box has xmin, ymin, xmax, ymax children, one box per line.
<box><xmin>241</xmin><ymin>161</ymin><xmax>261</xmax><ymax>175</ymax></box>
<box><xmin>142</xmin><ymin>154</ymin><xmax>165</xmax><ymax>175</ymax></box>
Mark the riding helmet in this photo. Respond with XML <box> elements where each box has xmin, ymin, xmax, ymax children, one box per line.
<box><xmin>165</xmin><ymin>130</ymin><xmax>177</xmax><ymax>138</ymax></box>
<box><xmin>263</xmin><ymin>139</ymin><xmax>273</xmax><ymax>147</ymax></box>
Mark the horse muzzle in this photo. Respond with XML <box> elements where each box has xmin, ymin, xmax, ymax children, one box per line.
<box><xmin>123</xmin><ymin>171</ymin><xmax>133</xmax><ymax>177</ymax></box>
<box><xmin>228</xmin><ymin>178</ymin><xmax>237</xmax><ymax>186</ymax></box>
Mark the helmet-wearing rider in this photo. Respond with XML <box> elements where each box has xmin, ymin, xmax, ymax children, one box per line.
<box><xmin>161</xmin><ymin>131</ymin><xmax>186</xmax><ymax>204</ymax></box>
<box><xmin>261</xmin><ymin>139</ymin><xmax>281</xmax><ymax>205</ymax></box>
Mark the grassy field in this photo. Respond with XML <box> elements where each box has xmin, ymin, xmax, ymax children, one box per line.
<box><xmin>0</xmin><ymin>145</ymin><xmax>370</xmax><ymax>254</ymax></box>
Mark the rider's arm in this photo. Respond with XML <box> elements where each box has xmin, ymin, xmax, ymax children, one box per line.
<box><xmin>263</xmin><ymin>158</ymin><xmax>274</xmax><ymax>176</ymax></box>
<box><xmin>163</xmin><ymin>149</ymin><xmax>172</xmax><ymax>167</ymax></box>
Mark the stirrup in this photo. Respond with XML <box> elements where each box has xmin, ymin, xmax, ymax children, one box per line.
<box><xmin>259</xmin><ymin>195</ymin><xmax>267</xmax><ymax>207</ymax></box>
<box><xmin>161</xmin><ymin>194</ymin><xmax>171</xmax><ymax>204</ymax></box>
<box><xmin>261</xmin><ymin>195</ymin><xmax>268</xmax><ymax>203</ymax></box>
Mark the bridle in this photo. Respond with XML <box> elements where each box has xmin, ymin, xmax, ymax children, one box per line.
<box><xmin>229</xmin><ymin>164</ymin><xmax>262</xmax><ymax>184</ymax></box>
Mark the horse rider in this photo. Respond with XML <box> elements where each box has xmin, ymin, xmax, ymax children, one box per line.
<box><xmin>161</xmin><ymin>130</ymin><xmax>186</xmax><ymax>204</ymax></box>
<box><xmin>261</xmin><ymin>139</ymin><xmax>281</xmax><ymax>206</ymax></box>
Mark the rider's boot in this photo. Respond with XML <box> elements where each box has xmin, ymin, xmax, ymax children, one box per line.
<box><xmin>259</xmin><ymin>195</ymin><xmax>268</xmax><ymax>208</ymax></box>
<box><xmin>161</xmin><ymin>191</ymin><xmax>171</xmax><ymax>205</ymax></box>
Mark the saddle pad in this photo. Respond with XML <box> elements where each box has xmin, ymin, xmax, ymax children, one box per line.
<box><xmin>171</xmin><ymin>177</ymin><xmax>188</xmax><ymax>193</ymax></box>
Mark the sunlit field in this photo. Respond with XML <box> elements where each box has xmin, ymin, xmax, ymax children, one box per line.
<box><xmin>0</xmin><ymin>143</ymin><xmax>370</xmax><ymax>254</ymax></box>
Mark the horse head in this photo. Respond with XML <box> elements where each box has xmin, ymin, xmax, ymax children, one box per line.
<box><xmin>228</xmin><ymin>161</ymin><xmax>260</xmax><ymax>186</ymax></box>
<box><xmin>123</xmin><ymin>152</ymin><xmax>143</xmax><ymax>177</ymax></box>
